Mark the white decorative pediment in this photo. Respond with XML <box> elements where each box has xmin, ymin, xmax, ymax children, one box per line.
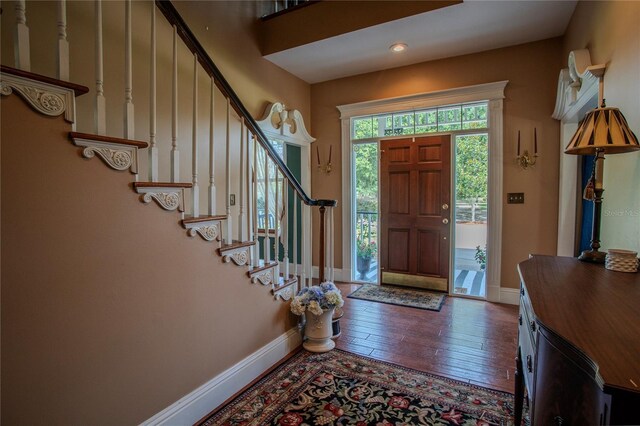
<box><xmin>552</xmin><ymin>49</ymin><xmax>606</xmax><ymax>121</ymax></box>
<box><xmin>256</xmin><ymin>102</ymin><xmax>315</xmax><ymax>145</ymax></box>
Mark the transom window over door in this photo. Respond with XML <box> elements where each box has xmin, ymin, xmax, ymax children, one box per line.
<box><xmin>337</xmin><ymin>81</ymin><xmax>507</xmax><ymax>303</ymax></box>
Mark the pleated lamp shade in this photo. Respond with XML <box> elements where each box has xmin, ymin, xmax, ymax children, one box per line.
<box><xmin>565</xmin><ymin>106</ymin><xmax>640</xmax><ymax>155</ymax></box>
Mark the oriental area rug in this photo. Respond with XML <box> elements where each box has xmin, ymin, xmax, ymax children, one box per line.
<box><xmin>347</xmin><ymin>284</ymin><xmax>446</xmax><ymax>312</ymax></box>
<box><xmin>199</xmin><ymin>349</ymin><xmax>518</xmax><ymax>426</ymax></box>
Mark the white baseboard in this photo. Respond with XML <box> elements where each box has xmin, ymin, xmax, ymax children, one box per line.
<box><xmin>499</xmin><ymin>287</ymin><xmax>520</xmax><ymax>305</ymax></box>
<box><xmin>141</xmin><ymin>328</ymin><xmax>302</xmax><ymax>426</ymax></box>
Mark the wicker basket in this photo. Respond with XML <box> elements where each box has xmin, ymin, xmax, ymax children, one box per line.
<box><xmin>605</xmin><ymin>249</ymin><xmax>639</xmax><ymax>273</ymax></box>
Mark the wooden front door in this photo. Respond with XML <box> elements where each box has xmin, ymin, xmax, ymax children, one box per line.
<box><xmin>380</xmin><ymin>135</ymin><xmax>451</xmax><ymax>291</ymax></box>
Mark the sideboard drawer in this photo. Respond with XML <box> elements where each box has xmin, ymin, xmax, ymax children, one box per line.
<box><xmin>518</xmin><ymin>300</ymin><xmax>536</xmax><ymax>398</ymax></box>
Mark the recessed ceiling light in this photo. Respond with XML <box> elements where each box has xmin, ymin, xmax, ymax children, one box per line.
<box><xmin>389</xmin><ymin>43</ymin><xmax>408</xmax><ymax>53</ymax></box>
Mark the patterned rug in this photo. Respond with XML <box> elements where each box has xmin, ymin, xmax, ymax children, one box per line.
<box><xmin>200</xmin><ymin>349</ymin><xmax>517</xmax><ymax>425</ymax></box>
<box><xmin>347</xmin><ymin>284</ymin><xmax>446</xmax><ymax>311</ymax></box>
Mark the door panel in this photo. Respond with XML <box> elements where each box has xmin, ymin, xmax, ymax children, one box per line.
<box><xmin>389</xmin><ymin>172</ymin><xmax>410</xmax><ymax>215</ymax></box>
<box><xmin>417</xmin><ymin>230</ymin><xmax>440</xmax><ymax>275</ymax></box>
<box><xmin>418</xmin><ymin>171</ymin><xmax>441</xmax><ymax>216</ymax></box>
<box><xmin>380</xmin><ymin>135</ymin><xmax>451</xmax><ymax>291</ymax></box>
<box><xmin>388</xmin><ymin>228</ymin><xmax>410</xmax><ymax>272</ymax></box>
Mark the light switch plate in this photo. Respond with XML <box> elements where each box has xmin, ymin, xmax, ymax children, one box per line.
<box><xmin>507</xmin><ymin>193</ymin><xmax>525</xmax><ymax>204</ymax></box>
<box><xmin>230</xmin><ymin>194</ymin><xmax>236</xmax><ymax>206</ymax></box>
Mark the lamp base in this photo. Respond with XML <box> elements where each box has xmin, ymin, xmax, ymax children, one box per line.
<box><xmin>578</xmin><ymin>249</ymin><xmax>606</xmax><ymax>264</ymax></box>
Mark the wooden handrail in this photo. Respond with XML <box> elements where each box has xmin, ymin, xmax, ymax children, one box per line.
<box><xmin>155</xmin><ymin>1</ymin><xmax>336</xmax><ymax>209</ymax></box>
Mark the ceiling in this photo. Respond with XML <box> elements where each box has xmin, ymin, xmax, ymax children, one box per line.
<box><xmin>264</xmin><ymin>0</ymin><xmax>577</xmax><ymax>84</ymax></box>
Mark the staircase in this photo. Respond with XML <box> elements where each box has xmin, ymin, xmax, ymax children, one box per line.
<box><xmin>1</xmin><ymin>0</ymin><xmax>337</xmax><ymax>301</ymax></box>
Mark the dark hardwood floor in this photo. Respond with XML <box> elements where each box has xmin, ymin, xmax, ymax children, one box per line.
<box><xmin>334</xmin><ymin>283</ymin><xmax>519</xmax><ymax>393</ymax></box>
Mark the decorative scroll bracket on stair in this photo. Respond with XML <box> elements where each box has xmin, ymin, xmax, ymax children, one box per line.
<box><xmin>181</xmin><ymin>216</ymin><xmax>225</xmax><ymax>242</ymax></box>
<box><xmin>0</xmin><ymin>71</ymin><xmax>76</xmax><ymax>123</ymax></box>
<box><xmin>272</xmin><ymin>279</ymin><xmax>297</xmax><ymax>301</ymax></box>
<box><xmin>133</xmin><ymin>182</ymin><xmax>191</xmax><ymax>212</ymax></box>
<box><xmin>70</xmin><ymin>135</ymin><xmax>144</xmax><ymax>174</ymax></box>
<box><xmin>218</xmin><ymin>242</ymin><xmax>254</xmax><ymax>266</ymax></box>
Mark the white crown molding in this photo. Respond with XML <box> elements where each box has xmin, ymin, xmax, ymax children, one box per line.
<box><xmin>552</xmin><ymin>49</ymin><xmax>606</xmax><ymax>122</ymax></box>
<box><xmin>336</xmin><ymin>81</ymin><xmax>508</xmax><ymax>119</ymax></box>
<box><xmin>135</xmin><ymin>187</ymin><xmax>186</xmax><ymax>212</ymax></box>
<box><xmin>0</xmin><ymin>71</ymin><xmax>76</xmax><ymax>123</ymax></box>
<box><xmin>256</xmin><ymin>102</ymin><xmax>315</xmax><ymax>146</ymax></box>
<box><xmin>71</xmin><ymin>136</ymin><xmax>140</xmax><ymax>174</ymax></box>
<box><xmin>141</xmin><ymin>328</ymin><xmax>302</xmax><ymax>426</ymax></box>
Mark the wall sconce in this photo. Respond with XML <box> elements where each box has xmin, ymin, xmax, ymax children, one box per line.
<box><xmin>317</xmin><ymin>145</ymin><xmax>332</xmax><ymax>174</ymax></box>
<box><xmin>516</xmin><ymin>128</ymin><xmax>539</xmax><ymax>169</ymax></box>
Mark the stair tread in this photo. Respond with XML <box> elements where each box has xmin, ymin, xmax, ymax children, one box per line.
<box><xmin>1</xmin><ymin>65</ymin><xmax>89</xmax><ymax>96</ymax></box>
<box><xmin>69</xmin><ymin>132</ymin><xmax>149</xmax><ymax>148</ymax></box>
<box><xmin>248</xmin><ymin>261</ymin><xmax>278</xmax><ymax>274</ymax></box>
<box><xmin>133</xmin><ymin>181</ymin><xmax>193</xmax><ymax>189</ymax></box>
<box><xmin>219</xmin><ymin>240</ymin><xmax>255</xmax><ymax>252</ymax></box>
<box><xmin>182</xmin><ymin>215</ymin><xmax>227</xmax><ymax>225</ymax></box>
<box><xmin>273</xmin><ymin>275</ymin><xmax>298</xmax><ymax>291</ymax></box>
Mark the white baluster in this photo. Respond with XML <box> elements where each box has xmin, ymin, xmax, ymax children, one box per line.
<box><xmin>253</xmin><ymin>136</ymin><xmax>259</xmax><ymax>266</ymax></box>
<box><xmin>148</xmin><ymin>4</ymin><xmax>158</xmax><ymax>181</ymax></box>
<box><xmin>264</xmin><ymin>151</ymin><xmax>270</xmax><ymax>265</ymax></box>
<box><xmin>246</xmin><ymin>129</ymin><xmax>252</xmax><ymax>251</ymax></box>
<box><xmin>293</xmin><ymin>192</ymin><xmax>298</xmax><ymax>282</ymax></box>
<box><xmin>238</xmin><ymin>118</ymin><xmax>245</xmax><ymax>241</ymax></box>
<box><xmin>208</xmin><ymin>77</ymin><xmax>216</xmax><ymax>215</ymax></box>
<box><xmin>282</xmin><ymin>183</ymin><xmax>289</xmax><ymax>279</ymax></box>
<box><xmin>57</xmin><ymin>0</ymin><xmax>69</xmax><ymax>81</ymax></box>
<box><xmin>307</xmin><ymin>205</ymin><xmax>313</xmax><ymax>286</ymax></box>
<box><xmin>14</xmin><ymin>0</ymin><xmax>31</xmax><ymax>71</ymax></box>
<box><xmin>124</xmin><ymin>0</ymin><xmax>134</xmax><ymax>140</ymax></box>
<box><xmin>274</xmin><ymin>169</ymin><xmax>280</xmax><ymax>281</ymax></box>
<box><xmin>301</xmin><ymin>203</ymin><xmax>307</xmax><ymax>287</ymax></box>
<box><xmin>225</xmin><ymin>98</ymin><xmax>232</xmax><ymax>244</ymax></box>
<box><xmin>191</xmin><ymin>53</ymin><xmax>199</xmax><ymax>217</ymax></box>
<box><xmin>171</xmin><ymin>25</ymin><xmax>179</xmax><ymax>182</ymax></box>
<box><xmin>95</xmin><ymin>0</ymin><xmax>106</xmax><ymax>135</ymax></box>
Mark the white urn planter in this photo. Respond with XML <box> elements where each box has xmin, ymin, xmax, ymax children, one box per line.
<box><xmin>303</xmin><ymin>307</ymin><xmax>335</xmax><ymax>353</ymax></box>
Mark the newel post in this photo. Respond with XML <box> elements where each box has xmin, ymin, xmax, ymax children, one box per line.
<box><xmin>318</xmin><ymin>205</ymin><xmax>326</xmax><ymax>283</ymax></box>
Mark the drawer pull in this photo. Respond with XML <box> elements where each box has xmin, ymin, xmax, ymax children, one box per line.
<box><xmin>530</xmin><ymin>321</ymin><xmax>536</xmax><ymax>333</ymax></box>
<box><xmin>518</xmin><ymin>314</ymin><xmax>523</xmax><ymax>326</ymax></box>
<box><xmin>526</xmin><ymin>355</ymin><xmax>532</xmax><ymax>373</ymax></box>
<box><xmin>521</xmin><ymin>287</ymin><xmax>525</xmax><ymax>296</ymax></box>
<box><xmin>554</xmin><ymin>416</ymin><xmax>564</xmax><ymax>425</ymax></box>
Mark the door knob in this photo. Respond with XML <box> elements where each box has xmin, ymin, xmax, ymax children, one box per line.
<box><xmin>442</xmin><ymin>218</ymin><xmax>449</xmax><ymax>224</ymax></box>
<box><xmin>442</xmin><ymin>203</ymin><xmax>449</xmax><ymax>210</ymax></box>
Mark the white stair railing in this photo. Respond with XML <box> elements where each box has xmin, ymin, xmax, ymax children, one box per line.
<box><xmin>2</xmin><ymin>0</ymin><xmax>337</xmax><ymax>295</ymax></box>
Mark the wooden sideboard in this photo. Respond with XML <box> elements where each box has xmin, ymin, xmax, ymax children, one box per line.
<box><xmin>515</xmin><ymin>255</ymin><xmax>640</xmax><ymax>425</ymax></box>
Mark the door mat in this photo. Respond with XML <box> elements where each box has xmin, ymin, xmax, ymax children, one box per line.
<box><xmin>347</xmin><ymin>284</ymin><xmax>446</xmax><ymax>311</ymax></box>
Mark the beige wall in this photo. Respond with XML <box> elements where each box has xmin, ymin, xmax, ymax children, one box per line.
<box><xmin>563</xmin><ymin>1</ymin><xmax>640</xmax><ymax>254</ymax></box>
<box><xmin>1</xmin><ymin>1</ymin><xmax>310</xmax><ymax>424</ymax></box>
<box><xmin>310</xmin><ymin>38</ymin><xmax>563</xmax><ymax>289</ymax></box>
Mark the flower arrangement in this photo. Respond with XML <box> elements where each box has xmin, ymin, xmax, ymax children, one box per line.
<box><xmin>356</xmin><ymin>238</ymin><xmax>377</xmax><ymax>260</ymax></box>
<box><xmin>290</xmin><ymin>282</ymin><xmax>344</xmax><ymax>316</ymax></box>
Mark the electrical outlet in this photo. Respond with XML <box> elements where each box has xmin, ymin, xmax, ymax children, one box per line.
<box><xmin>507</xmin><ymin>193</ymin><xmax>525</xmax><ymax>204</ymax></box>
<box><xmin>230</xmin><ymin>194</ymin><xmax>236</xmax><ymax>206</ymax></box>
